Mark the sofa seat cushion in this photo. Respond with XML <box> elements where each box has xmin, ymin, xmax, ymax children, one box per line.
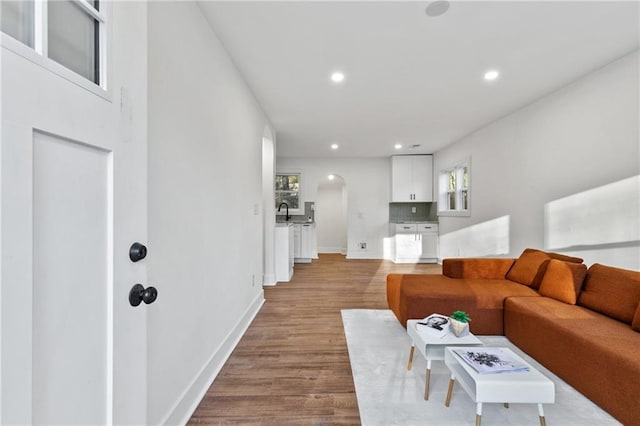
<box><xmin>578</xmin><ymin>263</ymin><xmax>640</xmax><ymax>324</ymax></box>
<box><xmin>505</xmin><ymin>296</ymin><xmax>640</xmax><ymax>425</ymax></box>
<box><xmin>443</xmin><ymin>258</ymin><xmax>515</xmax><ymax>279</ymax></box>
<box><xmin>387</xmin><ymin>274</ymin><xmax>539</xmax><ymax>334</ymax></box>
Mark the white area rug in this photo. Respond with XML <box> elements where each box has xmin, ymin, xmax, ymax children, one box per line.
<box><xmin>342</xmin><ymin>309</ymin><xmax>620</xmax><ymax>426</ymax></box>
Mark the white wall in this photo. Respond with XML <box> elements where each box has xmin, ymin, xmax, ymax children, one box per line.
<box><xmin>316</xmin><ymin>179</ymin><xmax>348</xmax><ymax>253</ymax></box>
<box><xmin>276</xmin><ymin>157</ymin><xmax>389</xmax><ymax>259</ymax></box>
<box><xmin>147</xmin><ymin>3</ymin><xmax>272</xmax><ymax>424</ymax></box>
<box><xmin>435</xmin><ymin>51</ymin><xmax>640</xmax><ymax>270</ymax></box>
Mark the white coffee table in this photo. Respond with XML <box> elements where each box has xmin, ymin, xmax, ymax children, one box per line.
<box><xmin>406</xmin><ymin>319</ymin><xmax>483</xmax><ymax>400</ymax></box>
<box><xmin>444</xmin><ymin>347</ymin><xmax>555</xmax><ymax>426</ymax></box>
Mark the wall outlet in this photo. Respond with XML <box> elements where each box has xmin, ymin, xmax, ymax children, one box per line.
<box><xmin>411</xmin><ymin>206</ymin><xmax>417</xmax><ymax>213</ymax></box>
<box><xmin>359</xmin><ymin>242</ymin><xmax>367</xmax><ymax>249</ymax></box>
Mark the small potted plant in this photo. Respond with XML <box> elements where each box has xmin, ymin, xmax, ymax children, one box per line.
<box><xmin>450</xmin><ymin>310</ymin><xmax>471</xmax><ymax>337</ymax></box>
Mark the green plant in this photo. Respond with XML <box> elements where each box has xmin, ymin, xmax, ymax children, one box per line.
<box><xmin>450</xmin><ymin>310</ymin><xmax>472</xmax><ymax>323</ymax></box>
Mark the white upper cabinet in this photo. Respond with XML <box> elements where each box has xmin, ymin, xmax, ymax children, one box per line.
<box><xmin>391</xmin><ymin>155</ymin><xmax>433</xmax><ymax>202</ymax></box>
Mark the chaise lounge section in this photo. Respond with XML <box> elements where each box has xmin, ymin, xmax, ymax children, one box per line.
<box><xmin>386</xmin><ymin>249</ymin><xmax>640</xmax><ymax>425</ymax></box>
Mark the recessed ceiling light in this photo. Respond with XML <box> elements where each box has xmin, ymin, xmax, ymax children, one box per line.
<box><xmin>394</xmin><ymin>143</ymin><xmax>403</xmax><ymax>149</ymax></box>
<box><xmin>425</xmin><ymin>1</ymin><xmax>450</xmax><ymax>17</ymax></box>
<box><xmin>330</xmin><ymin>143</ymin><xmax>339</xmax><ymax>150</ymax></box>
<box><xmin>328</xmin><ymin>174</ymin><xmax>335</xmax><ymax>180</ymax></box>
<box><xmin>330</xmin><ymin>71</ymin><xmax>345</xmax><ymax>83</ymax></box>
<box><xmin>484</xmin><ymin>70</ymin><xmax>500</xmax><ymax>81</ymax></box>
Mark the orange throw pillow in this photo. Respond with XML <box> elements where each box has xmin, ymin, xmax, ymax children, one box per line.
<box><xmin>538</xmin><ymin>259</ymin><xmax>588</xmax><ymax>305</ymax></box>
<box><xmin>506</xmin><ymin>249</ymin><xmax>551</xmax><ymax>288</ymax></box>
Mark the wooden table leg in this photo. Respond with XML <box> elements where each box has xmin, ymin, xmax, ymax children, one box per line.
<box><xmin>407</xmin><ymin>345</ymin><xmax>415</xmax><ymax>371</ymax></box>
<box><xmin>424</xmin><ymin>359</ymin><xmax>432</xmax><ymax>400</ymax></box>
<box><xmin>444</xmin><ymin>376</ymin><xmax>455</xmax><ymax>407</ymax></box>
<box><xmin>424</xmin><ymin>368</ymin><xmax>431</xmax><ymax>400</ymax></box>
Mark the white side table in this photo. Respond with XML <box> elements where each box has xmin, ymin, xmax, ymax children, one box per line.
<box><xmin>444</xmin><ymin>347</ymin><xmax>555</xmax><ymax>426</ymax></box>
<box><xmin>406</xmin><ymin>319</ymin><xmax>483</xmax><ymax>400</ymax></box>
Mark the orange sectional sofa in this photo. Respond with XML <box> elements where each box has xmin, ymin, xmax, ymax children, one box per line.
<box><xmin>386</xmin><ymin>249</ymin><xmax>640</xmax><ymax>425</ymax></box>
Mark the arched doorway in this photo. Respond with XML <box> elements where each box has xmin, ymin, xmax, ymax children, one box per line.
<box><xmin>316</xmin><ymin>174</ymin><xmax>347</xmax><ymax>254</ymax></box>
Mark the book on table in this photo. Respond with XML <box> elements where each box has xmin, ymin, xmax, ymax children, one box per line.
<box><xmin>416</xmin><ymin>313</ymin><xmax>451</xmax><ymax>338</ymax></box>
<box><xmin>452</xmin><ymin>348</ymin><xmax>530</xmax><ymax>374</ymax></box>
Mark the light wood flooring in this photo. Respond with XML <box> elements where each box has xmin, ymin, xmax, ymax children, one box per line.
<box><xmin>188</xmin><ymin>254</ymin><xmax>440</xmax><ymax>425</ymax></box>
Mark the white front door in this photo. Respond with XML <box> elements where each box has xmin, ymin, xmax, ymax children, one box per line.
<box><xmin>1</xmin><ymin>3</ymin><xmax>149</xmax><ymax>424</ymax></box>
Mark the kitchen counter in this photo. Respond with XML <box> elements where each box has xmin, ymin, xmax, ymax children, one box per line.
<box><xmin>276</xmin><ymin>221</ymin><xmax>315</xmax><ymax>225</ymax></box>
<box><xmin>390</xmin><ymin>220</ymin><xmax>438</xmax><ymax>224</ymax></box>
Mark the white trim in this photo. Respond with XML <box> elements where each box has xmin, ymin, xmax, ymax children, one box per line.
<box><xmin>35</xmin><ymin>0</ymin><xmax>46</xmax><ymax>56</ymax></box>
<box><xmin>263</xmin><ymin>273</ymin><xmax>277</xmax><ymax>286</ymax></box>
<box><xmin>318</xmin><ymin>246</ymin><xmax>346</xmax><ymax>254</ymax></box>
<box><xmin>1</xmin><ymin>0</ymin><xmax>111</xmax><ymax>98</ymax></box>
<box><xmin>75</xmin><ymin>0</ymin><xmax>106</xmax><ymax>23</ymax></box>
<box><xmin>438</xmin><ymin>157</ymin><xmax>471</xmax><ymax>217</ymax></box>
<box><xmin>161</xmin><ymin>291</ymin><xmax>265</xmax><ymax>425</ymax></box>
<box><xmin>438</xmin><ymin>209</ymin><xmax>471</xmax><ymax>217</ymax></box>
<box><xmin>1</xmin><ymin>34</ymin><xmax>111</xmax><ymax>101</ymax></box>
<box><xmin>99</xmin><ymin>2</ymin><xmax>108</xmax><ymax>91</ymax></box>
<box><xmin>346</xmin><ymin>250</ymin><xmax>383</xmax><ymax>260</ymax></box>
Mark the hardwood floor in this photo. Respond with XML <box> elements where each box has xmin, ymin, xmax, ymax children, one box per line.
<box><xmin>188</xmin><ymin>254</ymin><xmax>440</xmax><ymax>425</ymax></box>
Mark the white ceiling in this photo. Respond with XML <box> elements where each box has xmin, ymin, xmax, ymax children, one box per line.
<box><xmin>198</xmin><ymin>1</ymin><xmax>639</xmax><ymax>158</ymax></box>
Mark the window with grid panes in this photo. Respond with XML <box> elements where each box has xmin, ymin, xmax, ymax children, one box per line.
<box><xmin>439</xmin><ymin>160</ymin><xmax>470</xmax><ymax>216</ymax></box>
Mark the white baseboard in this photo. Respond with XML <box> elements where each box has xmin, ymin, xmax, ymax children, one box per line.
<box><xmin>263</xmin><ymin>273</ymin><xmax>276</xmax><ymax>286</ymax></box>
<box><xmin>346</xmin><ymin>250</ymin><xmax>383</xmax><ymax>260</ymax></box>
<box><xmin>318</xmin><ymin>246</ymin><xmax>346</xmax><ymax>254</ymax></box>
<box><xmin>162</xmin><ymin>290</ymin><xmax>265</xmax><ymax>425</ymax></box>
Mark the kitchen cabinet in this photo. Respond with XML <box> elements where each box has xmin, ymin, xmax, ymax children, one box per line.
<box><xmin>393</xmin><ymin>223</ymin><xmax>438</xmax><ymax>263</ymax></box>
<box><xmin>391</xmin><ymin>155</ymin><xmax>433</xmax><ymax>202</ymax></box>
<box><xmin>275</xmin><ymin>223</ymin><xmax>294</xmax><ymax>282</ymax></box>
<box><xmin>294</xmin><ymin>223</ymin><xmax>314</xmax><ymax>263</ymax></box>
<box><xmin>419</xmin><ymin>224</ymin><xmax>439</xmax><ymax>260</ymax></box>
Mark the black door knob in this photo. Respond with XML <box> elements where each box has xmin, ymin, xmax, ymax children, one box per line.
<box><xmin>129</xmin><ymin>242</ymin><xmax>147</xmax><ymax>262</ymax></box>
<box><xmin>129</xmin><ymin>284</ymin><xmax>158</xmax><ymax>306</ymax></box>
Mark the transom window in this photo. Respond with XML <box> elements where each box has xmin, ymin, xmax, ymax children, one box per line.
<box><xmin>275</xmin><ymin>173</ymin><xmax>301</xmax><ymax>211</ymax></box>
<box><xmin>438</xmin><ymin>159</ymin><xmax>471</xmax><ymax>216</ymax></box>
<box><xmin>1</xmin><ymin>0</ymin><xmax>106</xmax><ymax>86</ymax></box>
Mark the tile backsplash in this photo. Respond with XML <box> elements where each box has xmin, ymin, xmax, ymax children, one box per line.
<box><xmin>389</xmin><ymin>202</ymin><xmax>438</xmax><ymax>222</ymax></box>
<box><xmin>278</xmin><ymin>201</ymin><xmax>315</xmax><ymax>222</ymax></box>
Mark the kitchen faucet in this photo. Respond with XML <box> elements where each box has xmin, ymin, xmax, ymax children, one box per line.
<box><xmin>278</xmin><ymin>202</ymin><xmax>291</xmax><ymax>221</ymax></box>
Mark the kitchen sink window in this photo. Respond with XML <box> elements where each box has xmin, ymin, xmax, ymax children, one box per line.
<box><xmin>276</xmin><ymin>173</ymin><xmax>301</xmax><ymax>212</ymax></box>
<box><xmin>438</xmin><ymin>159</ymin><xmax>470</xmax><ymax>216</ymax></box>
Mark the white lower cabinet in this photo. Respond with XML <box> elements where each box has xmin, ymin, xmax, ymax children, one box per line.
<box><xmin>393</xmin><ymin>223</ymin><xmax>438</xmax><ymax>263</ymax></box>
<box><xmin>294</xmin><ymin>223</ymin><xmax>314</xmax><ymax>263</ymax></box>
<box><xmin>275</xmin><ymin>224</ymin><xmax>294</xmax><ymax>282</ymax></box>
<box><xmin>420</xmin><ymin>233</ymin><xmax>439</xmax><ymax>260</ymax></box>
